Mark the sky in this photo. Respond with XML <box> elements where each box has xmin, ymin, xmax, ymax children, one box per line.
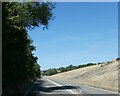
<box><xmin>29</xmin><ymin>2</ymin><xmax>118</xmax><ymax>70</ymax></box>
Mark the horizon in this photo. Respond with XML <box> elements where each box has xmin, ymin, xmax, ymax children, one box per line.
<box><xmin>41</xmin><ymin>58</ymin><xmax>117</xmax><ymax>71</ymax></box>
<box><xmin>29</xmin><ymin>2</ymin><xmax>118</xmax><ymax>70</ymax></box>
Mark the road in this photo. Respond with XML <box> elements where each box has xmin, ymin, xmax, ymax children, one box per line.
<box><xmin>25</xmin><ymin>77</ymin><xmax>119</xmax><ymax>96</ymax></box>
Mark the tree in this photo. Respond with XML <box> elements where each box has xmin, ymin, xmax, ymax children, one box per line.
<box><xmin>2</xmin><ymin>2</ymin><xmax>54</xmax><ymax>95</ymax></box>
<box><xmin>59</xmin><ymin>67</ymin><xmax>65</xmax><ymax>72</ymax></box>
<box><xmin>45</xmin><ymin>69</ymin><xmax>57</xmax><ymax>76</ymax></box>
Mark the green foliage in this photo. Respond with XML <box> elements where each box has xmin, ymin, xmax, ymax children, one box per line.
<box><xmin>45</xmin><ymin>69</ymin><xmax>57</xmax><ymax>76</ymax></box>
<box><xmin>58</xmin><ymin>67</ymin><xmax>65</xmax><ymax>72</ymax></box>
<box><xmin>4</xmin><ymin>2</ymin><xmax>54</xmax><ymax>29</ymax></box>
<box><xmin>42</xmin><ymin>63</ymin><xmax>96</xmax><ymax>76</ymax></box>
<box><xmin>2</xmin><ymin>2</ymin><xmax>54</xmax><ymax>95</ymax></box>
<box><xmin>116</xmin><ymin>58</ymin><xmax>120</xmax><ymax>60</ymax></box>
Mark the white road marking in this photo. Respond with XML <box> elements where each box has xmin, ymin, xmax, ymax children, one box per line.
<box><xmin>24</xmin><ymin>81</ymin><xmax>36</xmax><ymax>96</ymax></box>
<box><xmin>44</xmin><ymin>77</ymin><xmax>80</xmax><ymax>94</ymax></box>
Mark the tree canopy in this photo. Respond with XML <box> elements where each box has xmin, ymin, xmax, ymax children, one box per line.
<box><xmin>2</xmin><ymin>2</ymin><xmax>54</xmax><ymax>95</ymax></box>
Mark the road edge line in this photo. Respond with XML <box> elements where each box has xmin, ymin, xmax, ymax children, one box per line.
<box><xmin>24</xmin><ymin>80</ymin><xmax>37</xmax><ymax>96</ymax></box>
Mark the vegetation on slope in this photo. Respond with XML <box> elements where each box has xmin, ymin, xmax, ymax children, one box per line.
<box><xmin>42</xmin><ymin>63</ymin><xmax>98</xmax><ymax>76</ymax></box>
<box><xmin>2</xmin><ymin>2</ymin><xmax>54</xmax><ymax>95</ymax></box>
<box><xmin>47</xmin><ymin>59</ymin><xmax>118</xmax><ymax>92</ymax></box>
<box><xmin>42</xmin><ymin>59</ymin><xmax>116</xmax><ymax>76</ymax></box>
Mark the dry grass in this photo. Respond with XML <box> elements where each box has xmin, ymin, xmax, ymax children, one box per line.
<box><xmin>47</xmin><ymin>60</ymin><xmax>119</xmax><ymax>92</ymax></box>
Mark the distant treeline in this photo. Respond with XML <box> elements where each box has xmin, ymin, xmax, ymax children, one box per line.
<box><xmin>42</xmin><ymin>59</ymin><xmax>117</xmax><ymax>76</ymax></box>
<box><xmin>42</xmin><ymin>62</ymin><xmax>102</xmax><ymax>76</ymax></box>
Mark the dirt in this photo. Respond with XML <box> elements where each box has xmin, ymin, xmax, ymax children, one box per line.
<box><xmin>47</xmin><ymin>60</ymin><xmax>119</xmax><ymax>92</ymax></box>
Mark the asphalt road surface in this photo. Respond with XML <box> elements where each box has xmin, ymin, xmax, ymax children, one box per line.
<box><xmin>24</xmin><ymin>77</ymin><xmax>119</xmax><ymax>96</ymax></box>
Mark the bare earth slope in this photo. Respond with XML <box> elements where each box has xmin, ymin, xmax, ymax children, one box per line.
<box><xmin>48</xmin><ymin>60</ymin><xmax>119</xmax><ymax>92</ymax></box>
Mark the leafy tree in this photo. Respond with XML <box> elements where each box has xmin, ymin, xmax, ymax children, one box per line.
<box><xmin>58</xmin><ymin>67</ymin><xmax>65</xmax><ymax>72</ymax></box>
<box><xmin>2</xmin><ymin>2</ymin><xmax>54</xmax><ymax>95</ymax></box>
<box><xmin>44</xmin><ymin>69</ymin><xmax>57</xmax><ymax>76</ymax></box>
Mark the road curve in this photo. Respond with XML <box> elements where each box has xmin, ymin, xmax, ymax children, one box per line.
<box><xmin>25</xmin><ymin>77</ymin><xmax>119</xmax><ymax>96</ymax></box>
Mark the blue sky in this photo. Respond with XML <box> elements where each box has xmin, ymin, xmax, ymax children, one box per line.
<box><xmin>29</xmin><ymin>2</ymin><xmax>118</xmax><ymax>70</ymax></box>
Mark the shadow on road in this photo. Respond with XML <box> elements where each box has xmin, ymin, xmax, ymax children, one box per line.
<box><xmin>26</xmin><ymin>78</ymin><xmax>45</xmax><ymax>96</ymax></box>
<box><xmin>39</xmin><ymin>85</ymin><xmax>79</xmax><ymax>92</ymax></box>
<box><xmin>26</xmin><ymin>78</ymin><xmax>119</xmax><ymax>96</ymax></box>
<box><xmin>26</xmin><ymin>78</ymin><xmax>79</xmax><ymax>96</ymax></box>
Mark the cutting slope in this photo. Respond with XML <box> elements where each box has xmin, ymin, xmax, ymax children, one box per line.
<box><xmin>48</xmin><ymin>60</ymin><xmax>119</xmax><ymax>92</ymax></box>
